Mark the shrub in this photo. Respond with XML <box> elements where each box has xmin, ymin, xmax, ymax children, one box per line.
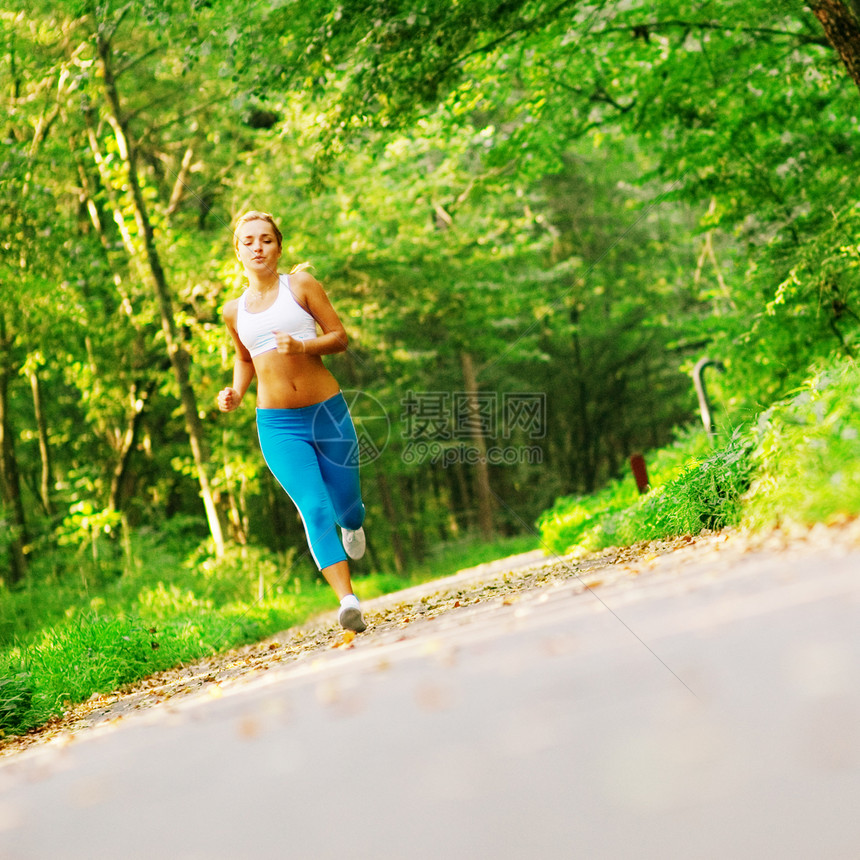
<box><xmin>537</xmin><ymin>425</ymin><xmax>712</xmax><ymax>554</ymax></box>
<box><xmin>593</xmin><ymin>429</ymin><xmax>754</xmax><ymax>548</ymax></box>
<box><xmin>742</xmin><ymin>359</ymin><xmax>860</xmax><ymax>528</ymax></box>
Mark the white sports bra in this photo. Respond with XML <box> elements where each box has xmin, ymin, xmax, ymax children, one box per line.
<box><xmin>236</xmin><ymin>274</ymin><xmax>317</xmax><ymax>358</ymax></box>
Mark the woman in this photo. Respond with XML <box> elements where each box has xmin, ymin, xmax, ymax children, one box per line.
<box><xmin>217</xmin><ymin>211</ymin><xmax>368</xmax><ymax>633</ymax></box>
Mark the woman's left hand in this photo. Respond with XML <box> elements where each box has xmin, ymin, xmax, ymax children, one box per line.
<box><xmin>273</xmin><ymin>330</ymin><xmax>306</xmax><ymax>355</ymax></box>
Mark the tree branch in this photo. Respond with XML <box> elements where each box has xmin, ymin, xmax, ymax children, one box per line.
<box><xmin>596</xmin><ymin>19</ymin><xmax>831</xmax><ymax>48</ymax></box>
<box><xmin>115</xmin><ymin>45</ymin><xmax>163</xmax><ymax>81</ymax></box>
<box><xmin>165</xmin><ymin>144</ymin><xmax>195</xmax><ymax>221</ymax></box>
<box><xmin>444</xmin><ymin>0</ymin><xmax>585</xmax><ymax>75</ymax></box>
<box><xmin>554</xmin><ymin>77</ymin><xmax>636</xmax><ymax>113</ymax></box>
<box><xmin>94</xmin><ymin>1</ymin><xmax>133</xmax><ymax>50</ymax></box>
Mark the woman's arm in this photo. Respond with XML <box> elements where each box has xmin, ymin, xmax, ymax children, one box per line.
<box><xmin>274</xmin><ymin>270</ymin><xmax>349</xmax><ymax>356</ymax></box>
<box><xmin>218</xmin><ymin>299</ymin><xmax>256</xmax><ymax>412</ymax></box>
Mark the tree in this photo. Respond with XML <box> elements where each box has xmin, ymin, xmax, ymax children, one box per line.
<box><xmin>809</xmin><ymin>0</ymin><xmax>860</xmax><ymax>91</ymax></box>
<box><xmin>87</xmin><ymin>11</ymin><xmax>225</xmax><ymax>554</ymax></box>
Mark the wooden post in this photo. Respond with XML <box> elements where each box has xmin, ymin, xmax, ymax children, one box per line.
<box><xmin>630</xmin><ymin>453</ymin><xmax>650</xmax><ymax>494</ymax></box>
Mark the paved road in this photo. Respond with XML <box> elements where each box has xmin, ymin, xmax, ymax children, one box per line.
<box><xmin>1</xmin><ymin>533</ymin><xmax>859</xmax><ymax>859</ymax></box>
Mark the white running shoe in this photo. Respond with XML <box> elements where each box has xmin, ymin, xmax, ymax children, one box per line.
<box><xmin>342</xmin><ymin>526</ymin><xmax>366</xmax><ymax>560</ymax></box>
<box><xmin>338</xmin><ymin>603</ymin><xmax>367</xmax><ymax>633</ymax></box>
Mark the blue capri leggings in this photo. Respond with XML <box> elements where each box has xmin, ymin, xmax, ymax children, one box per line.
<box><xmin>256</xmin><ymin>392</ymin><xmax>365</xmax><ymax>570</ymax></box>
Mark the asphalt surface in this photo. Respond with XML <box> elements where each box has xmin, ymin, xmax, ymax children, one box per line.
<box><xmin>1</xmin><ymin>531</ymin><xmax>859</xmax><ymax>859</ymax></box>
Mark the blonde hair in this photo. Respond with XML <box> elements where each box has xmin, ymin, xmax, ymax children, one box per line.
<box><xmin>233</xmin><ymin>210</ymin><xmax>283</xmax><ymax>250</ymax></box>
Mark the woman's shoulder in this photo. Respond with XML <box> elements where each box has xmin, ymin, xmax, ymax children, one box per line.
<box><xmin>286</xmin><ymin>268</ymin><xmax>319</xmax><ymax>289</ymax></box>
<box><xmin>287</xmin><ymin>268</ymin><xmax>324</xmax><ymax>300</ymax></box>
<box><xmin>222</xmin><ymin>295</ymin><xmax>242</xmax><ymax>323</ymax></box>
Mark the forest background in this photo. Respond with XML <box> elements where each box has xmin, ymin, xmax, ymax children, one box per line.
<box><xmin>2</xmin><ymin>0</ymin><xmax>860</xmax><ymax>734</ymax></box>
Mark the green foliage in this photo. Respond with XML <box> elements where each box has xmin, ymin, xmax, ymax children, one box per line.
<box><xmin>538</xmin><ymin>482</ymin><xmax>640</xmax><ymax>557</ymax></box>
<box><xmin>0</xmin><ymin>523</ymin><xmax>539</xmax><ymax>739</ymax></box>
<box><xmin>538</xmin><ymin>425</ymin><xmax>715</xmax><ymax>554</ymax></box>
<box><xmin>5</xmin><ymin>0</ymin><xmax>858</xmax><ymax>583</ymax></box>
<box><xmin>742</xmin><ymin>359</ymin><xmax>860</xmax><ymax>528</ymax></box>
<box><xmin>412</xmin><ymin>532</ymin><xmax>539</xmax><ymax>579</ymax></box>
<box><xmin>0</xmin><ymin>536</ymin><xmax>305</xmax><ymax>737</ymax></box>
<box><xmin>540</xmin><ymin>429</ymin><xmax>755</xmax><ymax>554</ymax></box>
<box><xmin>179</xmin><ymin>543</ymin><xmax>288</xmax><ymax>605</ymax></box>
<box><xmin>595</xmin><ymin>431</ymin><xmax>756</xmax><ymax>547</ymax></box>
<box><xmin>539</xmin><ymin>357</ymin><xmax>860</xmax><ymax>555</ymax></box>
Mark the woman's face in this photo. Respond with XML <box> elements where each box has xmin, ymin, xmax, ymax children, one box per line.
<box><xmin>235</xmin><ymin>219</ymin><xmax>282</xmax><ymax>276</ymax></box>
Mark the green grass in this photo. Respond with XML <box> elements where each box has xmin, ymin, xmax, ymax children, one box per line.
<box><xmin>537</xmin><ymin>424</ymin><xmax>718</xmax><ymax>554</ymax></box>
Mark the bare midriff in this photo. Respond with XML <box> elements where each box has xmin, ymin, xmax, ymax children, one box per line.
<box><xmin>252</xmin><ymin>350</ymin><xmax>340</xmax><ymax>409</ymax></box>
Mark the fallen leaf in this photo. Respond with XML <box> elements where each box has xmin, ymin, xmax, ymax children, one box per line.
<box><xmin>332</xmin><ymin>630</ymin><xmax>356</xmax><ymax>649</ymax></box>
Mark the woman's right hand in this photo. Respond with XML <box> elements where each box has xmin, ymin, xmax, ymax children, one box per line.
<box><xmin>217</xmin><ymin>387</ymin><xmax>241</xmax><ymax>412</ymax></box>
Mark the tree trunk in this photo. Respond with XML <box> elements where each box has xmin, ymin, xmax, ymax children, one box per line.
<box><xmin>400</xmin><ymin>474</ymin><xmax>426</xmax><ymax>560</ymax></box>
<box><xmin>222</xmin><ymin>430</ymin><xmax>250</xmax><ymax>546</ymax></box>
<box><xmin>0</xmin><ymin>313</ymin><xmax>28</xmax><ymax>583</ymax></box>
<box><xmin>448</xmin><ymin>459</ymin><xmax>470</xmax><ymax>534</ymax></box>
<box><xmin>376</xmin><ymin>472</ymin><xmax>406</xmax><ymax>573</ymax></box>
<box><xmin>570</xmin><ymin>308</ymin><xmax>597</xmax><ymax>493</ymax></box>
<box><xmin>93</xmin><ymin>30</ymin><xmax>225</xmax><ymax>556</ymax></box>
<box><xmin>809</xmin><ymin>0</ymin><xmax>860</xmax><ymax>93</ymax></box>
<box><xmin>76</xmin><ymin>156</ymin><xmax>157</xmax><ymax>516</ymax></box>
<box><xmin>459</xmin><ymin>350</ymin><xmax>494</xmax><ymax>539</ymax></box>
<box><xmin>24</xmin><ymin>358</ymin><xmax>53</xmax><ymax>516</ymax></box>
<box><xmin>108</xmin><ymin>382</ymin><xmax>153</xmax><ymax>512</ymax></box>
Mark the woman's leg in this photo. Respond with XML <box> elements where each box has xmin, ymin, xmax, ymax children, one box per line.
<box><xmin>311</xmin><ymin>393</ymin><xmax>366</xmax><ymax>530</ymax></box>
<box><xmin>258</xmin><ymin>404</ymin><xmax>366</xmax><ymax>632</ymax></box>
<box><xmin>258</xmin><ymin>415</ymin><xmax>349</xmax><ymax>570</ymax></box>
<box><xmin>319</xmin><ymin>559</ymin><xmax>354</xmax><ymax>600</ymax></box>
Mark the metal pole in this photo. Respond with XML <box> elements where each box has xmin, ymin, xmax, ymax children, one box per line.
<box><xmin>692</xmin><ymin>357</ymin><xmax>725</xmax><ymax>443</ymax></box>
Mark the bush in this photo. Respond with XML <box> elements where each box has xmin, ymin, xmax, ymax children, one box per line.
<box><xmin>742</xmin><ymin>359</ymin><xmax>860</xmax><ymax>528</ymax></box>
<box><xmin>593</xmin><ymin>430</ymin><xmax>754</xmax><ymax>548</ymax></box>
<box><xmin>181</xmin><ymin>542</ymin><xmax>293</xmax><ymax>605</ymax></box>
<box><xmin>538</xmin><ymin>425</ymin><xmax>712</xmax><ymax>554</ymax></box>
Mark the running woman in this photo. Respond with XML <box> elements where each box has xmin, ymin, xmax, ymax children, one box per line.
<box><xmin>217</xmin><ymin>211</ymin><xmax>367</xmax><ymax>632</ymax></box>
